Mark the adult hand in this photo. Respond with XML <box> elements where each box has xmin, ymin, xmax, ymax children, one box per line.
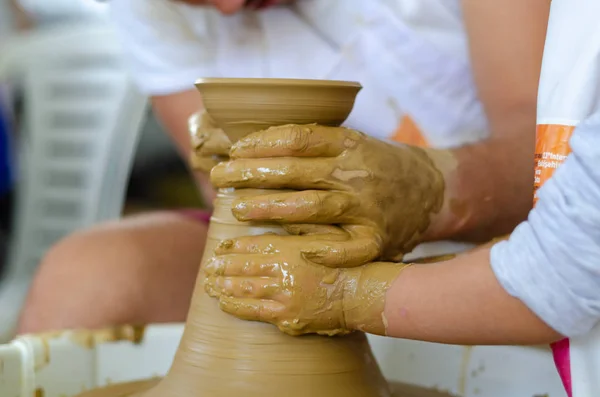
<box><xmin>204</xmin><ymin>231</ymin><xmax>408</xmax><ymax>336</ymax></box>
<box><xmin>188</xmin><ymin>110</ymin><xmax>231</xmax><ymax>173</ymax></box>
<box><xmin>211</xmin><ymin>124</ymin><xmax>446</xmax><ymax>265</ymax></box>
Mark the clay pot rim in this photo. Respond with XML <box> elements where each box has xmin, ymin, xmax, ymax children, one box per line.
<box><xmin>195</xmin><ymin>77</ymin><xmax>362</xmax><ymax>89</ymax></box>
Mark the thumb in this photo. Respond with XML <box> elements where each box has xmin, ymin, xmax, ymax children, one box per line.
<box><xmin>189</xmin><ymin>152</ymin><xmax>225</xmax><ymax>174</ymax></box>
<box><xmin>201</xmin><ymin>129</ymin><xmax>231</xmax><ymax>157</ymax></box>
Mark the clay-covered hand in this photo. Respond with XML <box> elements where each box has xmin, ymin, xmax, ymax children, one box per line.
<box><xmin>211</xmin><ymin>124</ymin><xmax>445</xmax><ymax>264</ymax></box>
<box><xmin>204</xmin><ymin>230</ymin><xmax>408</xmax><ymax>336</ymax></box>
<box><xmin>188</xmin><ymin>110</ymin><xmax>232</xmax><ymax>173</ymax></box>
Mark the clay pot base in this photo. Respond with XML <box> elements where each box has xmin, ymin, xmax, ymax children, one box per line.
<box><xmin>74</xmin><ymin>379</ymin><xmax>456</xmax><ymax>397</ymax></box>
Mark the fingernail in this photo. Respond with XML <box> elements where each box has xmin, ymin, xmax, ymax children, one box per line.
<box><xmin>204</xmin><ymin>257</ymin><xmax>221</xmax><ymax>276</ymax></box>
<box><xmin>230</xmin><ymin>138</ymin><xmax>254</xmax><ymax>157</ymax></box>
<box><xmin>229</xmin><ymin>144</ymin><xmax>241</xmax><ymax>158</ymax></box>
<box><xmin>231</xmin><ymin>201</ymin><xmax>250</xmax><ymax>220</ymax></box>
<box><xmin>209</xmin><ymin>165</ymin><xmax>224</xmax><ymax>185</ymax></box>
<box><xmin>301</xmin><ymin>248</ymin><xmax>325</xmax><ymax>260</ymax></box>
<box><xmin>216</xmin><ymin>277</ymin><xmax>233</xmax><ymax>296</ymax></box>
<box><xmin>205</xmin><ymin>287</ymin><xmax>218</xmax><ymax>298</ymax></box>
<box><xmin>216</xmin><ymin>239</ymin><xmax>234</xmax><ymax>254</ymax></box>
<box><xmin>241</xmin><ymin>280</ymin><xmax>254</xmax><ymax>295</ymax></box>
<box><xmin>204</xmin><ymin>277</ymin><xmax>219</xmax><ymax>297</ymax></box>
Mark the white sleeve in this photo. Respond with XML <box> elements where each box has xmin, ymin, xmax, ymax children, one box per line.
<box><xmin>490</xmin><ymin>113</ymin><xmax>600</xmax><ymax>337</ymax></box>
<box><xmin>109</xmin><ymin>0</ymin><xmax>217</xmax><ymax>95</ymax></box>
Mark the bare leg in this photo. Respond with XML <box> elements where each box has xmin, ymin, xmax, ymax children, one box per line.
<box><xmin>17</xmin><ymin>211</ymin><xmax>208</xmax><ymax>333</ymax></box>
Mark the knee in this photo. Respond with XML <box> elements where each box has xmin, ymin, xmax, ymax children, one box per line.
<box><xmin>17</xmin><ymin>213</ymin><xmax>207</xmax><ymax>334</ymax></box>
<box><xmin>18</xmin><ymin>226</ymin><xmax>151</xmax><ymax>333</ymax></box>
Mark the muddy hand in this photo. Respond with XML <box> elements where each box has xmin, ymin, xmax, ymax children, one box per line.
<box><xmin>211</xmin><ymin>124</ymin><xmax>446</xmax><ymax>263</ymax></box>
<box><xmin>204</xmin><ymin>232</ymin><xmax>410</xmax><ymax>336</ymax></box>
<box><xmin>188</xmin><ymin>110</ymin><xmax>232</xmax><ymax>173</ymax></box>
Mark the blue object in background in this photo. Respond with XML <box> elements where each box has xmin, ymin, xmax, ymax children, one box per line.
<box><xmin>0</xmin><ymin>92</ymin><xmax>14</xmax><ymax>197</ymax></box>
<box><xmin>0</xmin><ymin>88</ymin><xmax>13</xmax><ymax>276</ymax></box>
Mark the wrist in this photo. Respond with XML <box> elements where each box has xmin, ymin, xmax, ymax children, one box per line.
<box><xmin>380</xmin><ymin>144</ymin><xmax>450</xmax><ymax>257</ymax></box>
<box><xmin>341</xmin><ymin>267</ymin><xmax>361</xmax><ymax>332</ymax></box>
<box><xmin>341</xmin><ymin>263</ymin><xmax>409</xmax><ymax>336</ymax></box>
<box><xmin>419</xmin><ymin>148</ymin><xmax>459</xmax><ymax>242</ymax></box>
<box><xmin>422</xmin><ymin>138</ymin><xmax>533</xmax><ymax>243</ymax></box>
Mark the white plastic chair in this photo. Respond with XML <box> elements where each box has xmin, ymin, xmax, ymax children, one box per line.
<box><xmin>0</xmin><ymin>22</ymin><xmax>148</xmax><ymax>341</ymax></box>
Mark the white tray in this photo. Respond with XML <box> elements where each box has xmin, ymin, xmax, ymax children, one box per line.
<box><xmin>0</xmin><ymin>324</ymin><xmax>573</xmax><ymax>397</ymax></box>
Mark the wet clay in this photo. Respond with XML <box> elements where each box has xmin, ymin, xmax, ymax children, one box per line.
<box><xmin>210</xmin><ymin>124</ymin><xmax>446</xmax><ymax>263</ymax></box>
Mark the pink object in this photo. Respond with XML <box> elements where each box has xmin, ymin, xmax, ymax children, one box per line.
<box><xmin>552</xmin><ymin>338</ymin><xmax>572</xmax><ymax>397</ymax></box>
<box><xmin>179</xmin><ymin>209</ymin><xmax>212</xmax><ymax>224</ymax></box>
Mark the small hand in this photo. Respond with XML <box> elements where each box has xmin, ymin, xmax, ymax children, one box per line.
<box><xmin>204</xmin><ymin>230</ymin><xmax>408</xmax><ymax>336</ymax></box>
<box><xmin>188</xmin><ymin>110</ymin><xmax>231</xmax><ymax>173</ymax></box>
<box><xmin>211</xmin><ymin>124</ymin><xmax>446</xmax><ymax>264</ymax></box>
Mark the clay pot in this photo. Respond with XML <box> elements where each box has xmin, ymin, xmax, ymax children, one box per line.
<box><xmin>195</xmin><ymin>77</ymin><xmax>362</xmax><ymax>142</ymax></box>
<box><xmin>144</xmin><ymin>78</ymin><xmax>391</xmax><ymax>397</ymax></box>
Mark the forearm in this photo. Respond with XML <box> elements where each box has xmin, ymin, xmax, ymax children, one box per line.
<box><xmin>421</xmin><ymin>0</ymin><xmax>549</xmax><ymax>243</ymax></box>
<box><xmin>380</xmin><ymin>247</ymin><xmax>562</xmax><ymax>345</ymax></box>
<box><xmin>373</xmin><ymin>117</ymin><xmax>600</xmax><ymax>345</ymax></box>
<box><xmin>423</xmin><ymin>121</ymin><xmax>534</xmax><ymax>243</ymax></box>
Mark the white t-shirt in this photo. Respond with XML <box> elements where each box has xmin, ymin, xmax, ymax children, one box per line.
<box><xmin>109</xmin><ymin>0</ymin><xmax>489</xmax><ymax>148</ymax></box>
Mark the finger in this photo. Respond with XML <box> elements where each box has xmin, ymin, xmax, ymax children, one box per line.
<box><xmin>189</xmin><ymin>152</ymin><xmax>222</xmax><ymax>173</ymax></box>
<box><xmin>215</xmin><ymin>235</ymin><xmax>282</xmax><ymax>255</ymax></box>
<box><xmin>230</xmin><ymin>124</ymin><xmax>362</xmax><ymax>159</ymax></box>
<box><xmin>204</xmin><ymin>254</ymin><xmax>280</xmax><ymax>277</ymax></box>
<box><xmin>411</xmin><ymin>253</ymin><xmax>457</xmax><ymax>264</ymax></box>
<box><xmin>204</xmin><ymin>274</ymin><xmax>221</xmax><ymax>298</ymax></box>
<box><xmin>189</xmin><ymin>111</ymin><xmax>213</xmax><ymax>150</ymax></box>
<box><xmin>231</xmin><ymin>190</ymin><xmax>357</xmax><ymax>223</ymax></box>
<box><xmin>301</xmin><ymin>227</ymin><xmax>382</xmax><ymax>267</ymax></box>
<box><xmin>283</xmin><ymin>224</ymin><xmax>347</xmax><ymax>237</ymax></box>
<box><xmin>211</xmin><ymin>158</ymin><xmax>342</xmax><ymax>190</ymax></box>
<box><xmin>190</xmin><ymin>111</ymin><xmax>231</xmax><ymax>156</ymax></box>
<box><xmin>215</xmin><ymin>233</ymin><xmax>345</xmax><ymax>255</ymax></box>
<box><xmin>197</xmin><ymin>129</ymin><xmax>231</xmax><ymax>157</ymax></box>
<box><xmin>214</xmin><ymin>276</ymin><xmax>281</xmax><ymax>299</ymax></box>
<box><xmin>219</xmin><ymin>296</ymin><xmax>283</xmax><ymax>323</ymax></box>
<box><xmin>301</xmin><ymin>238</ymin><xmax>381</xmax><ymax>267</ymax></box>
